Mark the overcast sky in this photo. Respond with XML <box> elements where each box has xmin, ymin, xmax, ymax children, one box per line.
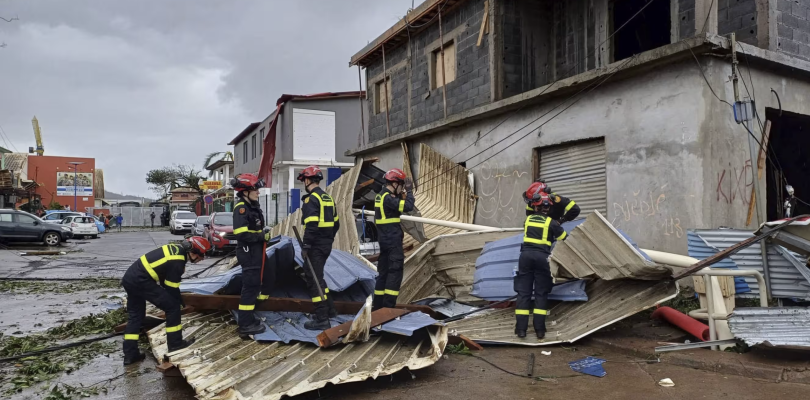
<box><xmin>0</xmin><ymin>0</ymin><xmax>417</xmax><ymax>197</ymax></box>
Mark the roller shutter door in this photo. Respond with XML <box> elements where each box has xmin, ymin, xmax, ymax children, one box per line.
<box><xmin>538</xmin><ymin>139</ymin><xmax>607</xmax><ymax>218</ymax></box>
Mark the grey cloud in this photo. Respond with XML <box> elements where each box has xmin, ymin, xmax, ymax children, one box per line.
<box><xmin>0</xmin><ymin>0</ymin><xmax>416</xmax><ymax>196</ymax></box>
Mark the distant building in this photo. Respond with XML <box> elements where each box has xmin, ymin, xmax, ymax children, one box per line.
<box><xmin>170</xmin><ymin>187</ymin><xmax>198</xmax><ymax>210</ymax></box>
<box><xmin>229</xmin><ymin>91</ymin><xmax>367</xmax><ymax>224</ymax></box>
<box><xmin>25</xmin><ymin>155</ymin><xmax>96</xmax><ymax>211</ymax></box>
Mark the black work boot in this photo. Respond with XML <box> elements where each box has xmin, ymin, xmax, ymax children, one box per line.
<box><xmin>536</xmin><ymin>330</ymin><xmax>546</xmax><ymax>340</ymax></box>
<box><xmin>239</xmin><ymin>322</ymin><xmax>266</xmax><ymax>336</ymax></box>
<box><xmin>326</xmin><ymin>296</ymin><xmax>337</xmax><ymax>318</ymax></box>
<box><xmin>304</xmin><ymin>317</ymin><xmax>331</xmax><ymax>330</ymax></box>
<box><xmin>515</xmin><ymin>329</ymin><xmax>527</xmax><ymax>338</ymax></box>
<box><xmin>123</xmin><ymin>352</ymin><xmax>146</xmax><ymax>366</ymax></box>
<box><xmin>167</xmin><ymin>338</ymin><xmax>195</xmax><ymax>353</ymax></box>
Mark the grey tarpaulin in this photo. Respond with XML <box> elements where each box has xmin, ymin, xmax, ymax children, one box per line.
<box><xmin>373</xmin><ymin>312</ymin><xmax>439</xmax><ymax>336</ymax></box>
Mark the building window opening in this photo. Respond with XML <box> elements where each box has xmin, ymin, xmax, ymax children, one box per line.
<box><xmin>765</xmin><ymin>109</ymin><xmax>810</xmax><ymax>220</ymax></box>
<box><xmin>375</xmin><ymin>77</ymin><xmax>392</xmax><ymax>115</ymax></box>
<box><xmin>431</xmin><ymin>41</ymin><xmax>456</xmax><ymax>89</ymax></box>
<box><xmin>612</xmin><ymin>0</ymin><xmax>671</xmax><ymax>62</ymax></box>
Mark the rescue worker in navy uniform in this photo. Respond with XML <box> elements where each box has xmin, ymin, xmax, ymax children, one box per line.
<box><xmin>524</xmin><ymin>179</ymin><xmax>581</xmax><ymax>223</ymax></box>
<box><xmin>231</xmin><ymin>173</ymin><xmax>272</xmax><ymax>336</ymax></box>
<box><xmin>298</xmin><ymin>165</ymin><xmax>340</xmax><ymax>330</ymax></box>
<box><xmin>516</xmin><ymin>183</ymin><xmax>568</xmax><ymax>339</ymax></box>
<box><xmin>373</xmin><ymin>168</ymin><xmax>414</xmax><ymax>310</ymax></box>
<box><xmin>121</xmin><ymin>236</ymin><xmax>211</xmax><ymax>365</ymax></box>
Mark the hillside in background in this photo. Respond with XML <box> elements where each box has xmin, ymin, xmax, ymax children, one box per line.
<box><xmin>104</xmin><ymin>190</ymin><xmax>152</xmax><ymax>202</ymax></box>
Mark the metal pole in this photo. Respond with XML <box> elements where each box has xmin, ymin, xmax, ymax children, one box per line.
<box><xmin>760</xmin><ymin>240</ymin><xmax>772</xmax><ymax>300</ymax></box>
<box><xmin>73</xmin><ymin>166</ymin><xmax>77</xmax><ymax>211</ymax></box>
<box><xmin>358</xmin><ymin>65</ymin><xmax>366</xmax><ymax>146</ymax></box>
<box><xmin>291</xmin><ymin>226</ymin><xmax>326</xmax><ymax>301</ymax></box>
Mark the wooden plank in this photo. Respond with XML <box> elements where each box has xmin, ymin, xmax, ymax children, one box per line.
<box><xmin>448</xmin><ymin>334</ymin><xmax>483</xmax><ymax>351</ymax></box>
<box><xmin>477</xmin><ymin>1</ymin><xmax>489</xmax><ymax>47</ymax></box>
<box><xmin>746</xmin><ymin>120</ymin><xmax>772</xmax><ymax>226</ymax></box>
<box><xmin>317</xmin><ymin>308</ymin><xmax>410</xmax><ymax>347</ymax></box>
<box><xmin>356</xmin><ymin>178</ymin><xmax>375</xmax><ymax>190</ymax></box>
<box><xmin>180</xmin><ymin>293</ymin><xmax>440</xmax><ymax>318</ymax></box>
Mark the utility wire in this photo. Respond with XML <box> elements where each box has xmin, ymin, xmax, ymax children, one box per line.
<box><xmin>404</xmin><ymin>0</ymin><xmax>664</xmax><ymax>192</ymax></box>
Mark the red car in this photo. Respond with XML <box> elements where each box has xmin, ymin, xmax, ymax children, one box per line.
<box><xmin>204</xmin><ymin>212</ymin><xmax>236</xmax><ymax>254</ymax></box>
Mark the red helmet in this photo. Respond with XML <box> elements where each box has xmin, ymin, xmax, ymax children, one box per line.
<box><xmin>522</xmin><ymin>182</ymin><xmax>547</xmax><ymax>204</ymax></box>
<box><xmin>383</xmin><ymin>168</ymin><xmax>407</xmax><ymax>183</ymax></box>
<box><xmin>534</xmin><ymin>178</ymin><xmax>551</xmax><ymax>194</ymax></box>
<box><xmin>230</xmin><ymin>173</ymin><xmax>265</xmax><ymax>192</ymax></box>
<box><xmin>185</xmin><ymin>236</ymin><xmax>211</xmax><ymax>256</ymax></box>
<box><xmin>297</xmin><ymin>165</ymin><xmax>323</xmax><ymax>182</ymax></box>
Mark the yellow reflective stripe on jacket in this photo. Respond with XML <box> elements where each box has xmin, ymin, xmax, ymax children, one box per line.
<box><xmin>165</xmin><ymin>324</ymin><xmax>182</xmax><ymax>333</ymax></box>
<box><xmin>534</xmin><ymin>309</ymin><xmax>548</xmax><ymax>315</ymax></box>
<box><xmin>515</xmin><ymin>309</ymin><xmax>530</xmax><ymax>315</ymax></box>
<box><xmin>312</xmin><ymin>295</ymin><xmax>327</xmax><ymax>302</ymax></box>
<box><xmin>564</xmin><ymin>200</ymin><xmax>576</xmax><ymax>213</ymax></box>
<box><xmin>140</xmin><ymin>255</ymin><xmax>159</xmax><ymax>282</ymax></box>
<box><xmin>257</xmin><ymin>294</ymin><xmax>269</xmax><ymax>300</ymax></box>
<box><xmin>526</xmin><ymin>204</ymin><xmax>533</xmax><ymax>211</ymax></box>
<box><xmin>303</xmin><ymin>216</ymin><xmax>319</xmax><ymax>224</ymax></box>
<box><xmin>235</xmin><ymin>202</ymin><xmax>245</xmax><ymax>208</ymax></box>
<box><xmin>375</xmin><ymin>192</ymin><xmax>401</xmax><ymax>224</ymax></box>
<box><xmin>324</xmin><ymin>288</ymin><xmax>330</xmax><ymax>293</ymax></box>
<box><xmin>398</xmin><ymin>200</ymin><xmax>405</xmax><ymax>212</ymax></box>
<box><xmin>239</xmin><ymin>304</ymin><xmax>255</xmax><ymax>311</ymax></box>
<box><xmin>374</xmin><ymin>290</ymin><xmax>385</xmax><ymax>295</ymax></box>
<box><xmin>164</xmin><ymin>280</ymin><xmax>180</xmax><ymax>288</ymax></box>
<box><xmin>557</xmin><ymin>231</ymin><xmax>567</xmax><ymax>241</ymax></box>
<box><xmin>523</xmin><ymin>216</ymin><xmax>552</xmax><ymax>245</ymax></box>
<box><xmin>384</xmin><ymin>289</ymin><xmax>399</xmax><ymax>296</ymax></box>
<box><xmin>310</xmin><ymin>192</ymin><xmax>336</xmax><ymax>228</ymax></box>
<box><xmin>234</xmin><ymin>226</ymin><xmax>261</xmax><ymax>234</ymax></box>
<box><xmin>124</xmin><ymin>334</ymin><xmax>139</xmax><ymax>340</ymax></box>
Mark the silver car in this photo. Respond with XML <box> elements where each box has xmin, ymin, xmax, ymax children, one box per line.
<box><xmin>192</xmin><ymin>216</ymin><xmax>210</xmax><ymax>236</ymax></box>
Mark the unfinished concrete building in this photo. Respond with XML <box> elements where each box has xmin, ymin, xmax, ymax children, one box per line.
<box><xmin>348</xmin><ymin>0</ymin><xmax>810</xmax><ymax>254</ymax></box>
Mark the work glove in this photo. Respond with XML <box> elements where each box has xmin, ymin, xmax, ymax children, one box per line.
<box><xmin>404</xmin><ymin>177</ymin><xmax>414</xmax><ymax>192</ymax></box>
<box><xmin>263</xmin><ymin>227</ymin><xmax>272</xmax><ymax>242</ymax></box>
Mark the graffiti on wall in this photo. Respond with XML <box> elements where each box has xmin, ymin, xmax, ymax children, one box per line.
<box><xmin>478</xmin><ymin>161</ymin><xmax>529</xmax><ymax>227</ymax></box>
<box><xmin>611</xmin><ymin>184</ymin><xmax>684</xmax><ymax>239</ymax></box>
<box><xmin>716</xmin><ymin>159</ymin><xmax>754</xmax><ymax>206</ymax></box>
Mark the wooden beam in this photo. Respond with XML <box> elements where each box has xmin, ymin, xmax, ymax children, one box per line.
<box><xmin>356</xmin><ymin>178</ymin><xmax>375</xmax><ymax>190</ymax></box>
<box><xmin>317</xmin><ymin>308</ymin><xmax>410</xmax><ymax>347</ymax></box>
<box><xmin>180</xmin><ymin>293</ymin><xmax>440</xmax><ymax>318</ymax></box>
<box><xmin>747</xmin><ymin>120</ymin><xmax>772</xmax><ymax>226</ymax></box>
<box><xmin>477</xmin><ymin>1</ymin><xmax>489</xmax><ymax>47</ymax></box>
<box><xmin>448</xmin><ymin>334</ymin><xmax>484</xmax><ymax>351</ymax></box>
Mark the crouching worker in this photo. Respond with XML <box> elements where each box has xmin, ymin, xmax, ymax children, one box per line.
<box><xmin>121</xmin><ymin>236</ymin><xmax>211</xmax><ymax>365</ymax></box>
<box><xmin>515</xmin><ymin>183</ymin><xmax>567</xmax><ymax>340</ymax></box>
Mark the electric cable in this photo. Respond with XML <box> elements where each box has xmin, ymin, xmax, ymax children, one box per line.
<box><xmin>465</xmin><ymin>354</ymin><xmax>582</xmax><ymax>381</ymax></box>
<box><xmin>0</xmin><ymin>332</ymin><xmax>122</xmax><ymax>363</ymax></box>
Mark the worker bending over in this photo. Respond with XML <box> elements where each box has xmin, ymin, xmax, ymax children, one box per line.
<box><xmin>524</xmin><ymin>179</ymin><xmax>580</xmax><ymax>222</ymax></box>
<box><xmin>231</xmin><ymin>173</ymin><xmax>274</xmax><ymax>336</ymax></box>
<box><xmin>373</xmin><ymin>168</ymin><xmax>414</xmax><ymax>310</ymax></box>
<box><xmin>298</xmin><ymin>165</ymin><xmax>340</xmax><ymax>330</ymax></box>
<box><xmin>516</xmin><ymin>183</ymin><xmax>567</xmax><ymax>339</ymax></box>
<box><xmin>121</xmin><ymin>236</ymin><xmax>211</xmax><ymax>365</ymax></box>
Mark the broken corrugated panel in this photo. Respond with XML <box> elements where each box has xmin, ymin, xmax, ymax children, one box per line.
<box><xmin>147</xmin><ymin>312</ymin><xmax>448</xmax><ymax>400</ymax></box>
<box><xmin>270</xmin><ymin>160</ymin><xmax>367</xmax><ymax>260</ymax></box>
<box><xmin>448</xmin><ymin>279</ymin><xmax>678</xmax><ymax>346</ymax></box>
<box><xmin>415</xmin><ymin>298</ymin><xmax>479</xmax><ymax>317</ymax></box>
<box><xmin>695</xmin><ymin>229</ymin><xmax>810</xmax><ymax>300</ymax></box>
<box><xmin>403</xmin><ymin>143</ymin><xmax>476</xmax><ymax>251</ymax></box>
<box><xmin>686</xmin><ymin>230</ymin><xmax>751</xmax><ymax>294</ymax></box>
<box><xmin>243</xmin><ymin>312</ymin><xmax>356</xmax><ymax>345</ymax></box>
<box><xmin>374</xmin><ymin>312</ymin><xmax>440</xmax><ymax>336</ymax></box>
<box><xmin>728</xmin><ymin>307</ymin><xmax>810</xmax><ymax>347</ymax></box>
<box><xmin>550</xmin><ymin>211</ymin><xmax>669</xmax><ymax>280</ymax></box>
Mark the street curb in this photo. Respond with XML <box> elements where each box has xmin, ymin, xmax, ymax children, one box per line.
<box><xmin>589</xmin><ymin>336</ymin><xmax>810</xmax><ymax>384</ymax></box>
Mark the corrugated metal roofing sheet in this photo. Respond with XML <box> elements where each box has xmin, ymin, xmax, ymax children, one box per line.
<box><xmin>694</xmin><ymin>229</ymin><xmax>810</xmax><ymax>299</ymax></box>
<box><xmin>270</xmin><ymin>162</ymin><xmax>370</xmax><ymax>262</ymax></box>
<box><xmin>374</xmin><ymin>312</ymin><xmax>440</xmax><ymax>336</ymax></box>
<box><xmin>147</xmin><ymin>312</ymin><xmax>448</xmax><ymax>400</ymax></box>
<box><xmin>728</xmin><ymin>307</ymin><xmax>810</xmax><ymax>347</ymax></box>
<box><xmin>2</xmin><ymin>153</ymin><xmax>26</xmax><ymax>172</ymax></box>
<box><xmin>403</xmin><ymin>143</ymin><xmax>476</xmax><ymax>251</ymax></box>
<box><xmin>449</xmin><ymin>279</ymin><xmax>678</xmax><ymax>346</ymax></box>
<box><xmin>686</xmin><ymin>230</ymin><xmax>751</xmax><ymax>294</ymax></box>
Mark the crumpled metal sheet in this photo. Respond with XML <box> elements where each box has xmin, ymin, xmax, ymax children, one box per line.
<box><xmin>373</xmin><ymin>312</ymin><xmax>440</xmax><ymax>336</ymax></box>
<box><xmin>728</xmin><ymin>307</ymin><xmax>810</xmax><ymax>348</ymax></box>
<box><xmin>448</xmin><ymin>279</ymin><xmax>678</xmax><ymax>346</ymax></box>
<box><xmin>686</xmin><ymin>230</ymin><xmax>752</xmax><ymax>294</ymax></box>
<box><xmin>147</xmin><ymin>312</ymin><xmax>448</xmax><ymax>400</ymax></box>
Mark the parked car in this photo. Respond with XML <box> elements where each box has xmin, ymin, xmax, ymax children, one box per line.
<box><xmin>0</xmin><ymin>209</ymin><xmax>73</xmax><ymax>246</ymax></box>
<box><xmin>42</xmin><ymin>211</ymin><xmax>83</xmax><ymax>224</ymax></box>
<box><xmin>170</xmin><ymin>211</ymin><xmax>198</xmax><ymax>235</ymax></box>
<box><xmin>60</xmin><ymin>215</ymin><xmax>99</xmax><ymax>239</ymax></box>
<box><xmin>192</xmin><ymin>216</ymin><xmax>210</xmax><ymax>236</ymax></box>
<box><xmin>204</xmin><ymin>212</ymin><xmax>235</xmax><ymax>254</ymax></box>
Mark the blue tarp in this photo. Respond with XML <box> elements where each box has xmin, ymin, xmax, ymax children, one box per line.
<box><xmin>686</xmin><ymin>231</ymin><xmax>751</xmax><ymax>293</ymax></box>
<box><xmin>569</xmin><ymin>356</ymin><xmax>607</xmax><ymax>377</ymax></box>
<box><xmin>470</xmin><ymin>220</ymin><xmax>652</xmax><ymax>301</ymax></box>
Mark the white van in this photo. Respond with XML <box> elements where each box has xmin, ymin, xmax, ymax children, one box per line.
<box><xmin>170</xmin><ymin>211</ymin><xmax>198</xmax><ymax>235</ymax></box>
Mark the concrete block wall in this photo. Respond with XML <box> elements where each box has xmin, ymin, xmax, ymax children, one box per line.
<box><xmin>679</xmin><ymin>0</ymin><xmax>696</xmax><ymax>40</ymax></box>
<box><xmin>718</xmin><ymin>0</ymin><xmax>758</xmax><ymax>44</ymax></box>
<box><xmin>776</xmin><ymin>0</ymin><xmax>810</xmax><ymax>60</ymax></box>
<box><xmin>502</xmin><ymin>0</ymin><xmax>553</xmax><ymax>98</ymax></box>
<box><xmin>364</xmin><ymin>0</ymin><xmax>490</xmax><ymax>144</ymax></box>
<box><xmin>553</xmin><ymin>0</ymin><xmax>590</xmax><ymax>80</ymax></box>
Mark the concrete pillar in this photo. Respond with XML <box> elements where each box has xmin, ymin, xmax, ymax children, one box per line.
<box><xmin>695</xmin><ymin>0</ymin><xmax>718</xmax><ymax>35</ymax></box>
<box><xmin>756</xmin><ymin>0</ymin><xmax>778</xmax><ymax>51</ymax></box>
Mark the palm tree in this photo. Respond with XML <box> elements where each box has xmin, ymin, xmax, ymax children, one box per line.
<box><xmin>202</xmin><ymin>151</ymin><xmax>234</xmax><ymax>178</ymax></box>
